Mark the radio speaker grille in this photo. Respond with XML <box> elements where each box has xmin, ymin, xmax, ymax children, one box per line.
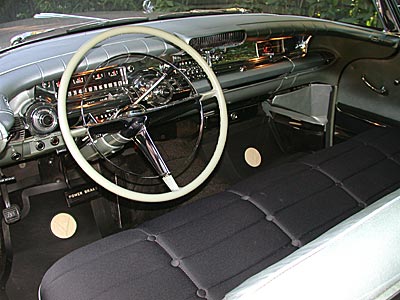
<box><xmin>189</xmin><ymin>31</ymin><xmax>246</xmax><ymax>49</ymax></box>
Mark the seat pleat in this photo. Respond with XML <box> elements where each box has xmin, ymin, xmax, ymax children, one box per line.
<box><xmin>153</xmin><ymin>200</ymin><xmax>265</xmax><ymax>259</ymax></box>
<box><xmin>177</xmin><ymin>219</ymin><xmax>293</xmax><ymax>298</ymax></box>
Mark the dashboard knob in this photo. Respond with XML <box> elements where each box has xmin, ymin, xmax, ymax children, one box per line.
<box><xmin>39</xmin><ymin>114</ymin><xmax>55</xmax><ymax>127</ymax></box>
<box><xmin>26</xmin><ymin>102</ymin><xmax>58</xmax><ymax>135</ymax></box>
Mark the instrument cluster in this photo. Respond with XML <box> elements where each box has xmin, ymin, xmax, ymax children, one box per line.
<box><xmin>31</xmin><ymin>55</ymin><xmax>193</xmax><ymax>136</ymax></box>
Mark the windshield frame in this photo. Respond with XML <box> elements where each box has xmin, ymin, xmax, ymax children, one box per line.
<box><xmin>376</xmin><ymin>0</ymin><xmax>400</xmax><ymax>32</ymax></box>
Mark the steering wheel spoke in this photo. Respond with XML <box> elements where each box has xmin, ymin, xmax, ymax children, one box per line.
<box><xmin>162</xmin><ymin>174</ymin><xmax>179</xmax><ymax>192</ymax></box>
<box><xmin>71</xmin><ymin>127</ymin><xmax>89</xmax><ymax>138</ymax></box>
<box><xmin>132</xmin><ymin>124</ymin><xmax>167</xmax><ymax>174</ymax></box>
<box><xmin>127</xmin><ymin>119</ymin><xmax>179</xmax><ymax>191</ymax></box>
<box><xmin>200</xmin><ymin>89</ymin><xmax>217</xmax><ymax>101</ymax></box>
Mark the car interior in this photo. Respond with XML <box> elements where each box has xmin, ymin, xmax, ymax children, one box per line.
<box><xmin>0</xmin><ymin>8</ymin><xmax>400</xmax><ymax>300</ymax></box>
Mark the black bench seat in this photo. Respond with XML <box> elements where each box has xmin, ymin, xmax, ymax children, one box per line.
<box><xmin>39</xmin><ymin>127</ymin><xmax>400</xmax><ymax>300</ymax></box>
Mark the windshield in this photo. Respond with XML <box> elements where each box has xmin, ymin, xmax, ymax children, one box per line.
<box><xmin>0</xmin><ymin>0</ymin><xmax>385</xmax><ymax>50</ymax></box>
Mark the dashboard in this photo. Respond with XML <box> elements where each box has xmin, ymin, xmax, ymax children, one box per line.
<box><xmin>3</xmin><ymin>13</ymin><xmax>395</xmax><ymax>168</ymax></box>
<box><xmin>0</xmin><ymin>29</ymin><xmax>323</xmax><ymax>167</ymax></box>
<box><xmin>29</xmin><ymin>33</ymin><xmax>310</xmax><ymax>134</ymax></box>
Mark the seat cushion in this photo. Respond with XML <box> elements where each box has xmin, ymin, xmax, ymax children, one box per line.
<box><xmin>40</xmin><ymin>192</ymin><xmax>295</xmax><ymax>300</ymax></box>
<box><xmin>40</xmin><ymin>127</ymin><xmax>400</xmax><ymax>300</ymax></box>
<box><xmin>224</xmin><ymin>189</ymin><xmax>400</xmax><ymax>300</ymax></box>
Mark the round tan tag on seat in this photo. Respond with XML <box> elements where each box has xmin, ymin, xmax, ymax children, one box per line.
<box><xmin>50</xmin><ymin>213</ymin><xmax>77</xmax><ymax>239</ymax></box>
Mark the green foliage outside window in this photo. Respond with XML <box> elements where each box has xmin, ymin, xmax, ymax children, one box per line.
<box><xmin>154</xmin><ymin>0</ymin><xmax>190</xmax><ymax>11</ymax></box>
<box><xmin>0</xmin><ymin>0</ymin><xmax>382</xmax><ymax>29</ymax></box>
<box><xmin>231</xmin><ymin>0</ymin><xmax>380</xmax><ymax>28</ymax></box>
<box><xmin>33</xmin><ymin>0</ymin><xmax>141</xmax><ymax>13</ymax></box>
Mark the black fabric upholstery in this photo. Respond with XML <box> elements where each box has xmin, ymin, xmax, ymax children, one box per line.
<box><xmin>40</xmin><ymin>127</ymin><xmax>400</xmax><ymax>300</ymax></box>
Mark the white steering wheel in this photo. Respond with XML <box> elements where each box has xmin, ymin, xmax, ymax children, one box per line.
<box><xmin>58</xmin><ymin>26</ymin><xmax>228</xmax><ymax>202</ymax></box>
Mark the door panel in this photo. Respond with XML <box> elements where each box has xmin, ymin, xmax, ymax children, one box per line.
<box><xmin>337</xmin><ymin>50</ymin><xmax>400</xmax><ymax>123</ymax></box>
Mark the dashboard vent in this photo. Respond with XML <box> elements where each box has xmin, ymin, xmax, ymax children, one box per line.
<box><xmin>189</xmin><ymin>31</ymin><xmax>246</xmax><ymax>49</ymax></box>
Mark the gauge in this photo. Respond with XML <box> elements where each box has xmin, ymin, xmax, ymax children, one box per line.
<box><xmin>93</xmin><ymin>73</ymin><xmax>104</xmax><ymax>80</ymax></box>
<box><xmin>256</xmin><ymin>40</ymin><xmax>276</xmax><ymax>58</ymax></box>
<box><xmin>108</xmin><ymin>69</ymin><xmax>119</xmax><ymax>77</ymax></box>
<box><xmin>73</xmin><ymin>76</ymin><xmax>85</xmax><ymax>84</ymax></box>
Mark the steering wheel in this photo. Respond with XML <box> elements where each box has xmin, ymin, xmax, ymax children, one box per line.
<box><xmin>58</xmin><ymin>26</ymin><xmax>228</xmax><ymax>202</ymax></box>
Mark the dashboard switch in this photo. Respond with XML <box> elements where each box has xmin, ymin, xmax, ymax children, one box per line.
<box><xmin>50</xmin><ymin>136</ymin><xmax>60</xmax><ymax>146</ymax></box>
<box><xmin>35</xmin><ymin>141</ymin><xmax>45</xmax><ymax>151</ymax></box>
<box><xmin>230</xmin><ymin>112</ymin><xmax>238</xmax><ymax>121</ymax></box>
<box><xmin>11</xmin><ymin>152</ymin><xmax>21</xmax><ymax>161</ymax></box>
